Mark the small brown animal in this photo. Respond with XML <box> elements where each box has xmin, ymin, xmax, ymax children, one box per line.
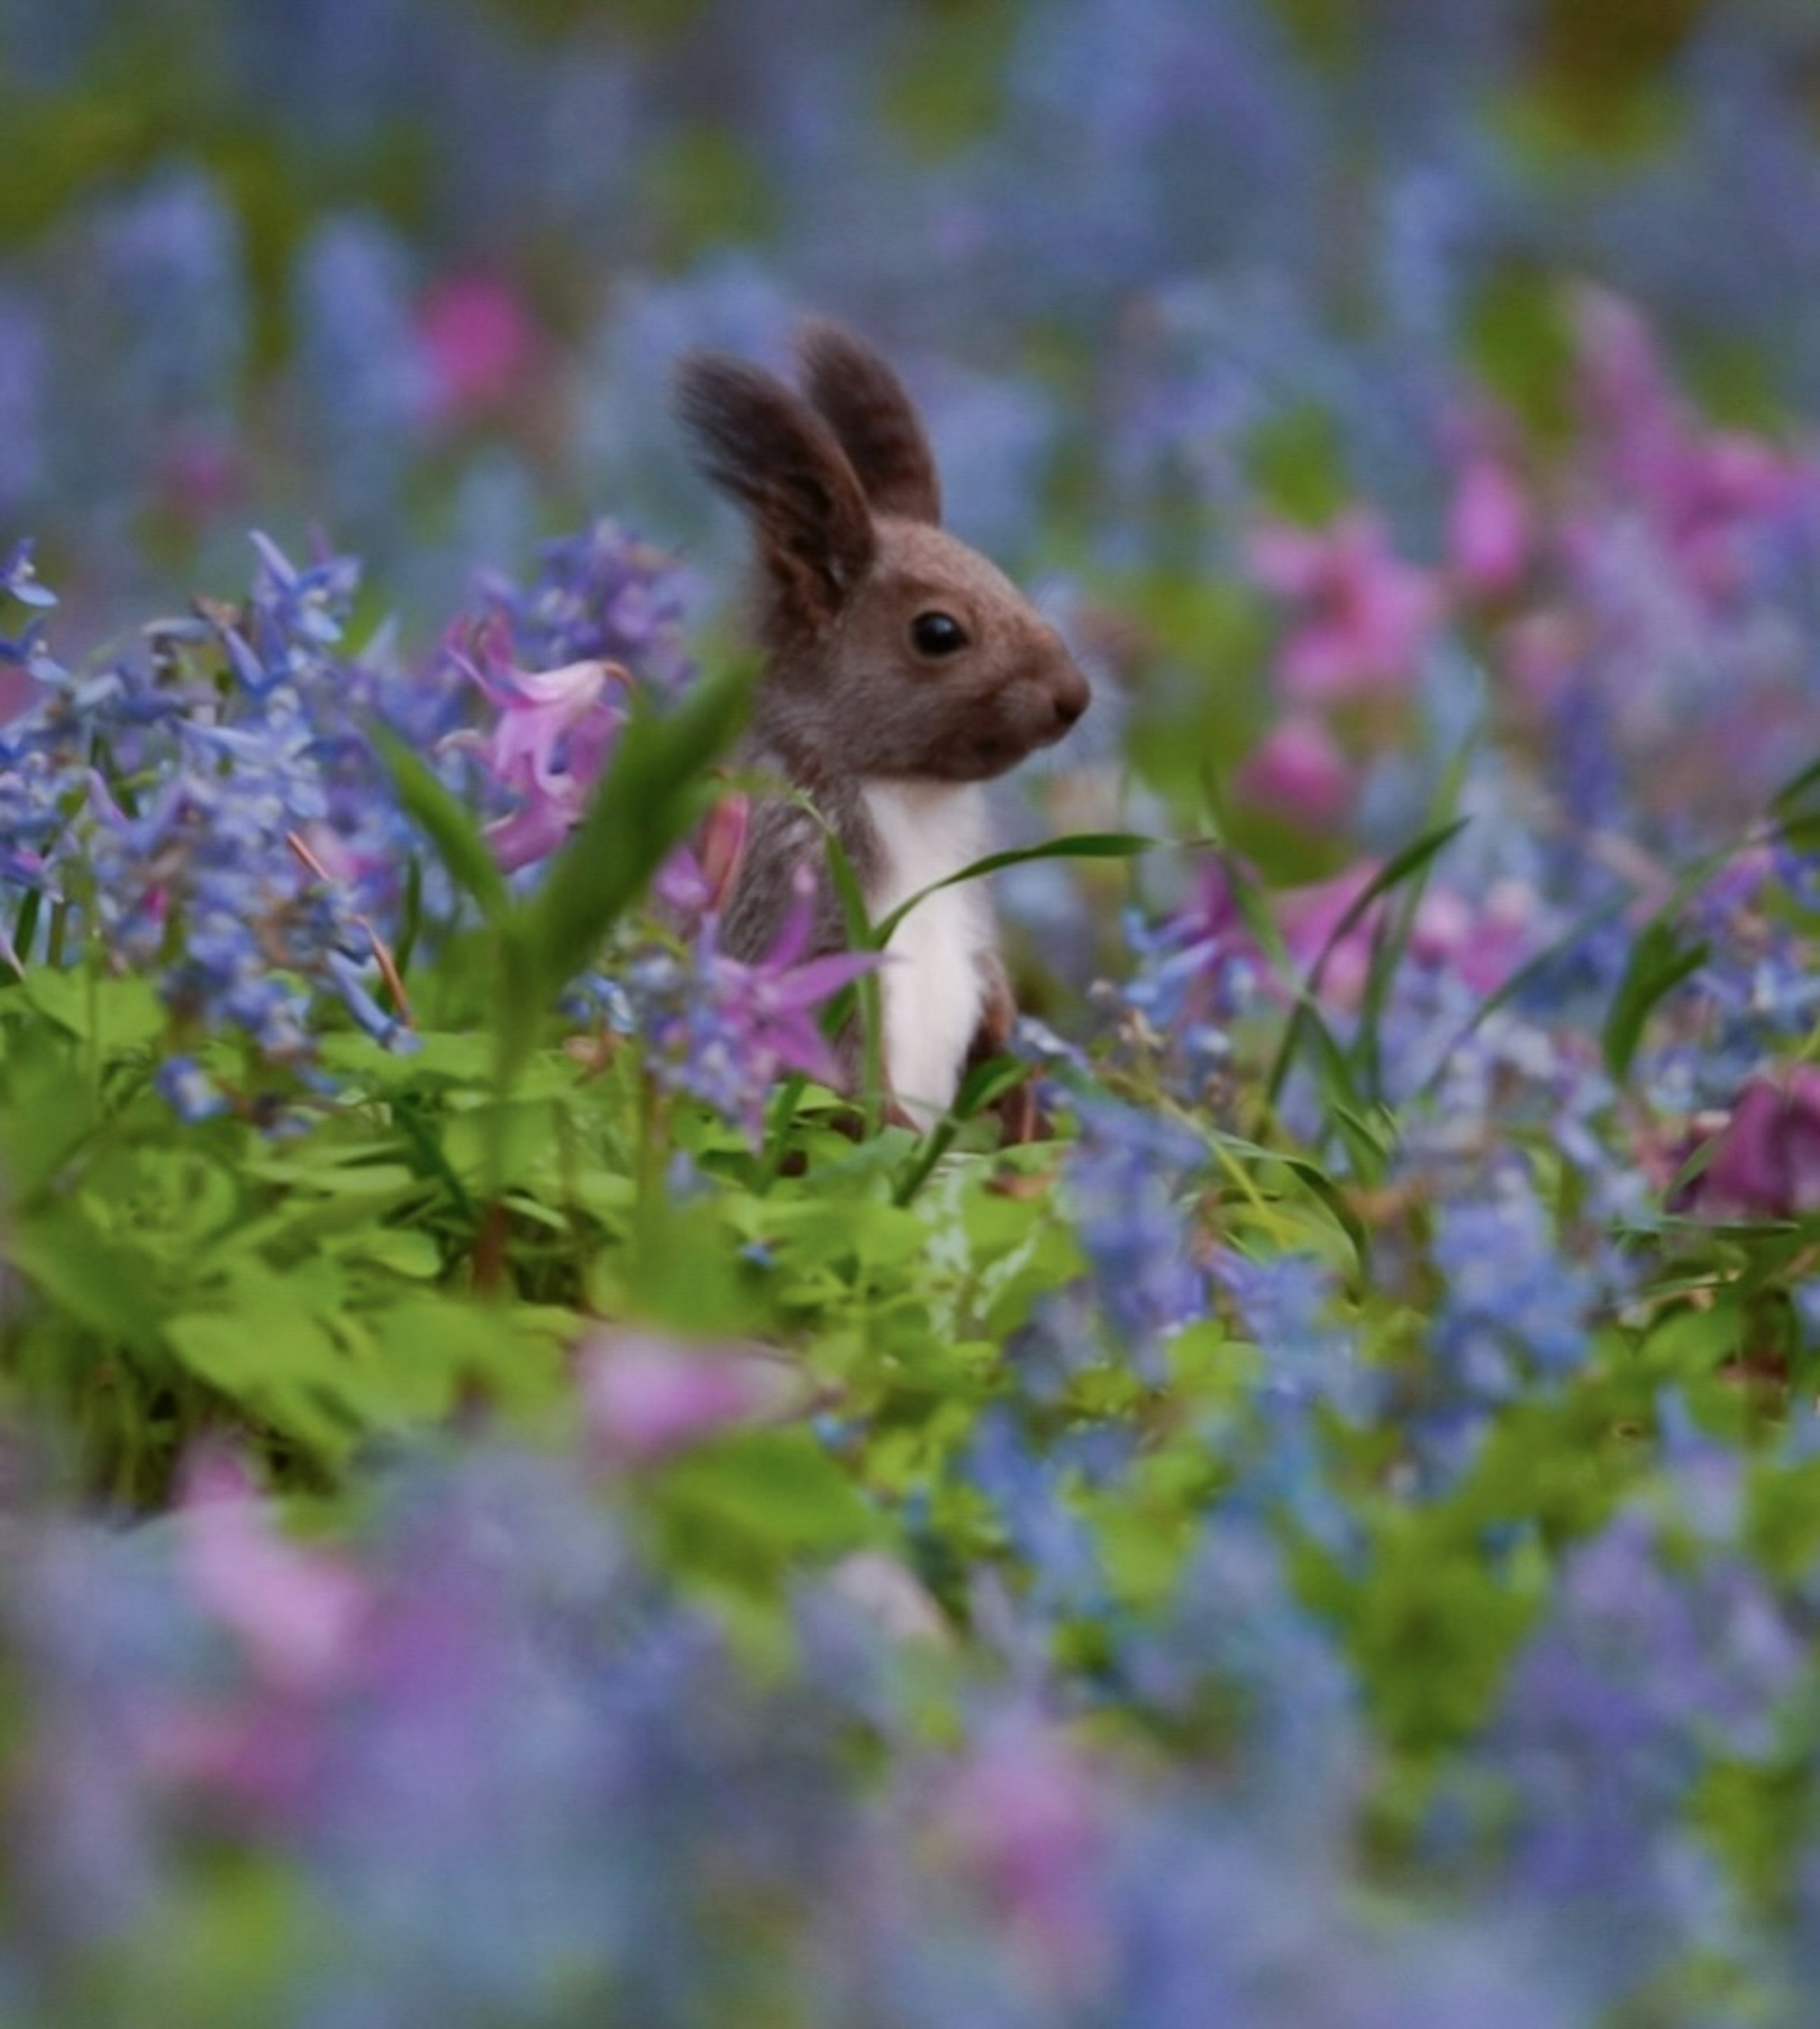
<box><xmin>672</xmin><ymin>320</ymin><xmax>1090</xmax><ymax>1129</ymax></box>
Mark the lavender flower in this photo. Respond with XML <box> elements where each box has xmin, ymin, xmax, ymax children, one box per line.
<box><xmin>1480</xmin><ymin>1507</ymin><xmax>1804</xmax><ymax>1998</ymax></box>
<box><xmin>473</xmin><ymin>519</ymin><xmax>697</xmax><ymax>696</ymax></box>
<box><xmin>291</xmin><ymin>212</ymin><xmax>429</xmax><ymax>532</ymax></box>
<box><xmin>77</xmin><ymin>164</ymin><xmax>248</xmax><ymax>512</ymax></box>
<box><xmin>1402</xmin><ymin>1165</ymin><xmax>1598</xmax><ymax>1484</ymax></box>
<box><xmin>1063</xmin><ymin>1096</ymin><xmax>1208</xmax><ymax>1377</ymax></box>
<box><xmin>1218</xmin><ymin>1250</ymin><xmax>1372</xmax><ymax>1422</ymax></box>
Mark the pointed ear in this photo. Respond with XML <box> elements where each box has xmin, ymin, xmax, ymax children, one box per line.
<box><xmin>796</xmin><ymin>319</ymin><xmax>942</xmax><ymax>525</ymax></box>
<box><xmin>672</xmin><ymin>350</ymin><xmax>875</xmax><ymax>626</ymax></box>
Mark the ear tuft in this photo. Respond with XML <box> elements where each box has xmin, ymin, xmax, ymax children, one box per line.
<box><xmin>796</xmin><ymin>320</ymin><xmax>942</xmax><ymax>525</ymax></box>
<box><xmin>672</xmin><ymin>349</ymin><xmax>875</xmax><ymax>626</ymax></box>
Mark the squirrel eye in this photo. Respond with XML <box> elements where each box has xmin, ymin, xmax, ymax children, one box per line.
<box><xmin>910</xmin><ymin>610</ymin><xmax>969</xmax><ymax>658</ymax></box>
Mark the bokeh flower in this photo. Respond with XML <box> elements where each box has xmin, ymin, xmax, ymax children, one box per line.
<box><xmin>1249</xmin><ymin>510</ymin><xmax>1442</xmax><ymax>703</ymax></box>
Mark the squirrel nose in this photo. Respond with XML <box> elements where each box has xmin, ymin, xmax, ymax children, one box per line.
<box><xmin>1051</xmin><ymin>666</ymin><xmax>1090</xmax><ymax>730</ymax></box>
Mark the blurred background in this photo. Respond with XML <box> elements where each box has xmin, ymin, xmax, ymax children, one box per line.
<box><xmin>9</xmin><ymin>0</ymin><xmax>1820</xmax><ymax>888</ymax></box>
<box><xmin>6</xmin><ymin>0</ymin><xmax>1818</xmax><ymax>598</ymax></box>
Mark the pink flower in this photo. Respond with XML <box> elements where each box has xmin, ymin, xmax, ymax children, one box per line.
<box><xmin>1189</xmin><ymin>859</ymin><xmax>1537</xmax><ymax>1010</ymax></box>
<box><xmin>155</xmin><ymin>432</ymin><xmax>244</xmax><ymax>521</ymax></box>
<box><xmin>143</xmin><ymin>1702</ymin><xmax>328</xmax><ymax>1826</ymax></box>
<box><xmin>1234</xmin><ymin>713</ymin><xmax>1355</xmax><ymax>829</ymax></box>
<box><xmin>578</xmin><ymin>1328</ymin><xmax>801</xmax><ymax>1464</ymax></box>
<box><xmin>933</xmin><ymin>1717</ymin><xmax>1110</xmax><ymax>1991</ymax></box>
<box><xmin>1664</xmin><ymin>431</ymin><xmax>1809</xmax><ymax>602</ymax></box>
<box><xmin>416</xmin><ymin>271</ymin><xmax>541</xmax><ymax>425</ymax></box>
<box><xmin>1447</xmin><ymin>452</ymin><xmax>1533</xmax><ymax>598</ymax></box>
<box><xmin>444</xmin><ymin>632</ymin><xmax>627</xmax><ymax>870</ymax></box>
<box><xmin>1275</xmin><ymin>863</ymin><xmax>1383</xmax><ymax>1006</ymax></box>
<box><xmin>1576</xmin><ymin>288</ymin><xmax>1680</xmax><ymax>497</ymax></box>
<box><xmin>176</xmin><ymin>1445</ymin><xmax>369</xmax><ymax>1694</ymax></box>
<box><xmin>1574</xmin><ymin>288</ymin><xmax>1816</xmax><ymax>604</ymax></box>
<box><xmin>655</xmin><ymin>792</ymin><xmax>750</xmax><ymax>923</ymax></box>
<box><xmin>1408</xmin><ymin>878</ymin><xmax>1538</xmax><ymax>997</ymax></box>
<box><xmin>1248</xmin><ymin>510</ymin><xmax>1440</xmax><ymax>702</ymax></box>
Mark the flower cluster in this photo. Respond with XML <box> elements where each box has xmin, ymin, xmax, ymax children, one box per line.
<box><xmin>0</xmin><ymin>520</ymin><xmax>738</xmax><ymax>1111</ymax></box>
<box><xmin>7</xmin><ymin>8</ymin><xmax>1820</xmax><ymax>2023</ymax></box>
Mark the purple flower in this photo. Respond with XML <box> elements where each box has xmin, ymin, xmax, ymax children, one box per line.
<box><xmin>1684</xmin><ymin>1067</ymin><xmax>1820</xmax><ymax>1220</ymax></box>
<box><xmin>474</xmin><ymin>519</ymin><xmax>696</xmax><ymax>696</ymax></box>
<box><xmin>636</xmin><ymin>866</ymin><xmax>879</xmax><ymax>1138</ymax></box>
<box><xmin>92</xmin><ymin>166</ymin><xmax>246</xmax><ymax>429</ymax></box>
<box><xmin>291</xmin><ymin>211</ymin><xmax>429</xmax><ymax>528</ymax></box>
<box><xmin>1218</xmin><ymin>1251</ymin><xmax>1371</xmax><ymax>1421</ymax></box>
<box><xmin>0</xmin><ymin>290</ymin><xmax>48</xmax><ymax>519</ymax></box>
<box><xmin>221</xmin><ymin>529</ymin><xmax>362</xmax><ymax>695</ymax></box>
<box><xmin>0</xmin><ymin>530</ymin><xmax>432</xmax><ymax>1074</ymax></box>
<box><xmin>1483</xmin><ymin>1506</ymin><xmax>1804</xmax><ymax>1986</ymax></box>
<box><xmin>1426</xmin><ymin>1169</ymin><xmax>1593</xmax><ymax>1425</ymax></box>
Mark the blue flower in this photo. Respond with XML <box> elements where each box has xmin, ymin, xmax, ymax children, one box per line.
<box><xmin>0</xmin><ymin>538</ymin><xmax>55</xmax><ymax>610</ymax></box>
<box><xmin>1065</xmin><ymin>1095</ymin><xmax>1209</xmax><ymax>1375</ymax></box>
<box><xmin>155</xmin><ymin>1056</ymin><xmax>229</xmax><ymax>1124</ymax></box>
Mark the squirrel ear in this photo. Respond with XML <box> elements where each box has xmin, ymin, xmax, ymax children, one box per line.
<box><xmin>796</xmin><ymin>320</ymin><xmax>942</xmax><ymax>526</ymax></box>
<box><xmin>673</xmin><ymin>350</ymin><xmax>875</xmax><ymax>624</ymax></box>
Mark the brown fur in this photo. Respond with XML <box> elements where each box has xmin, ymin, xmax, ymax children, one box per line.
<box><xmin>672</xmin><ymin>321</ymin><xmax>1090</xmax><ymax>1130</ymax></box>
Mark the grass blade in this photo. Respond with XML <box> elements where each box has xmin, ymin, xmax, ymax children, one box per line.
<box><xmin>872</xmin><ymin>832</ymin><xmax>1155</xmax><ymax>946</ymax></box>
<box><xmin>370</xmin><ymin>724</ymin><xmax>510</xmax><ymax>924</ymax></box>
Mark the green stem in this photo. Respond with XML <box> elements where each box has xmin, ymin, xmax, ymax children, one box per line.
<box><xmin>892</xmin><ymin>1119</ymin><xmax>959</xmax><ymax>1206</ymax></box>
<box><xmin>754</xmin><ymin>1072</ymin><xmax>810</xmax><ymax>1191</ymax></box>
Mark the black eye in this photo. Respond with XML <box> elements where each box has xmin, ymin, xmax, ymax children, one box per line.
<box><xmin>910</xmin><ymin>610</ymin><xmax>969</xmax><ymax>658</ymax></box>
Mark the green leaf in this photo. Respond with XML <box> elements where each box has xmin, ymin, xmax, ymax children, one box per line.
<box><xmin>1307</xmin><ymin>819</ymin><xmax>1471</xmax><ymax>993</ymax></box>
<box><xmin>348</xmin><ymin>1228</ymin><xmax>444</xmax><ymax>1279</ymax></box>
<box><xmin>521</xmin><ymin>659</ymin><xmax>754</xmax><ymax>993</ymax></box>
<box><xmin>0</xmin><ymin>1025</ymin><xmax>99</xmax><ymax>1204</ymax></box>
<box><xmin>369</xmin><ymin>723</ymin><xmax>511</xmax><ymax>923</ymax></box>
<box><xmin>22</xmin><ymin>970</ymin><xmax>167</xmax><ymax>1053</ymax></box>
<box><xmin>1263</xmin><ymin>817</ymin><xmax>1469</xmax><ymax>1111</ymax></box>
<box><xmin>1352</xmin><ymin>770</ymin><xmax>1473</xmax><ymax>1097</ymax></box>
<box><xmin>164</xmin><ymin>1302</ymin><xmax>361</xmax><ymax>1457</ymax></box>
<box><xmin>655</xmin><ymin>1428</ymin><xmax>876</xmax><ymax>1560</ymax></box>
<box><xmin>1602</xmin><ymin>915</ymin><xmax>1709</xmax><ymax>1081</ymax></box>
<box><xmin>5</xmin><ymin>1209</ymin><xmax>167</xmax><ymax>1352</ymax></box>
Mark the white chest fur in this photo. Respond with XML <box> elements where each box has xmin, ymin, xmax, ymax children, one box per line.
<box><xmin>860</xmin><ymin>780</ymin><xmax>993</xmax><ymax>1128</ymax></box>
